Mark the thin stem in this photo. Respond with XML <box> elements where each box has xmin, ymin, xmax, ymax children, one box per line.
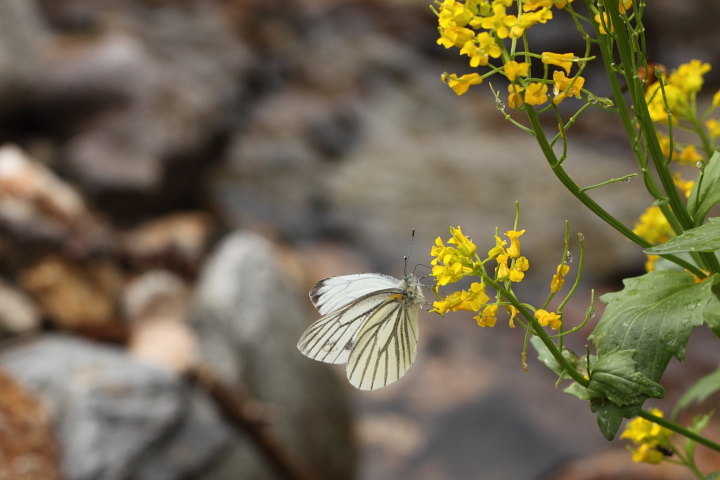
<box><xmin>483</xmin><ymin>276</ymin><xmax>589</xmax><ymax>387</ymax></box>
<box><xmin>522</xmin><ymin>105</ymin><xmax>705</xmax><ymax>278</ymax></box>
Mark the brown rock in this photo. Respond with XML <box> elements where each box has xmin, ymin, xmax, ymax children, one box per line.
<box><xmin>0</xmin><ymin>367</ymin><xmax>62</xmax><ymax>480</ymax></box>
<box><xmin>122</xmin><ymin>211</ymin><xmax>214</xmax><ymax>272</ymax></box>
<box><xmin>19</xmin><ymin>255</ymin><xmax>122</xmax><ymax>331</ymax></box>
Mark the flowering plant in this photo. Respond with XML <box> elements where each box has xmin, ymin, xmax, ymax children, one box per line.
<box><xmin>430</xmin><ymin>0</ymin><xmax>720</xmax><ymax>474</ymax></box>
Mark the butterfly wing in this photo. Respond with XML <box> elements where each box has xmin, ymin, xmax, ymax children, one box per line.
<box><xmin>346</xmin><ymin>297</ymin><xmax>419</xmax><ymax>390</ymax></box>
<box><xmin>298</xmin><ymin>289</ymin><xmax>400</xmax><ymax>364</ymax></box>
<box><xmin>310</xmin><ymin>273</ymin><xmax>400</xmax><ymax>316</ymax></box>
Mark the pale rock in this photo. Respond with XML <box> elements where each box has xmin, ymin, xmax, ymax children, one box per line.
<box><xmin>0</xmin><ymin>277</ymin><xmax>42</xmax><ymax>337</ymax></box>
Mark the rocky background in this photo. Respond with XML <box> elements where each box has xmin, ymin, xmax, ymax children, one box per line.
<box><xmin>0</xmin><ymin>0</ymin><xmax>720</xmax><ymax>479</ymax></box>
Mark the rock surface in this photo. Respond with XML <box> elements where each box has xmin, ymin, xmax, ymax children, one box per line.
<box><xmin>0</xmin><ymin>335</ymin><xmax>231</xmax><ymax>480</ymax></box>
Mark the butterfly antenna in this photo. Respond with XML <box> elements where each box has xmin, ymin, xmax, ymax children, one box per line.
<box><xmin>413</xmin><ymin>263</ymin><xmax>432</xmax><ymax>275</ymax></box>
<box><xmin>404</xmin><ymin>229</ymin><xmax>415</xmax><ymax>276</ymax></box>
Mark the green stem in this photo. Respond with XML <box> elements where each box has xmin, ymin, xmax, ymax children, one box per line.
<box><xmin>638</xmin><ymin>410</ymin><xmax>720</xmax><ymax>454</ymax></box>
<box><xmin>522</xmin><ymin>106</ymin><xmax>705</xmax><ymax>278</ymax></box>
<box><xmin>483</xmin><ymin>276</ymin><xmax>589</xmax><ymax>387</ymax></box>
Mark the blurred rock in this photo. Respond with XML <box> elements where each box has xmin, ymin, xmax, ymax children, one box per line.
<box><xmin>0</xmin><ymin>143</ymin><xmax>90</xmax><ymax>238</ymax></box>
<box><xmin>121</xmin><ymin>269</ymin><xmax>191</xmax><ymax>321</ymax></box>
<box><xmin>129</xmin><ymin>319</ymin><xmax>199</xmax><ymax>375</ymax></box>
<box><xmin>0</xmin><ymin>276</ymin><xmax>42</xmax><ymax>337</ymax></box>
<box><xmin>19</xmin><ymin>255</ymin><xmax>123</xmax><ymax>331</ymax></box>
<box><xmin>123</xmin><ymin>269</ymin><xmax>199</xmax><ymax>374</ymax></box>
<box><xmin>38</xmin><ymin>3</ymin><xmax>251</xmax><ymax>197</ymax></box>
<box><xmin>0</xmin><ymin>143</ymin><xmax>86</xmax><ymax>220</ymax></box>
<box><xmin>122</xmin><ymin>212</ymin><xmax>215</xmax><ymax>273</ymax></box>
<box><xmin>0</xmin><ymin>0</ymin><xmax>46</xmax><ymax>105</ymax></box>
<box><xmin>0</xmin><ymin>366</ymin><xmax>61</xmax><ymax>480</ymax></box>
<box><xmin>0</xmin><ymin>334</ymin><xmax>231</xmax><ymax>480</ymax></box>
<box><xmin>188</xmin><ymin>231</ymin><xmax>356</xmax><ymax>480</ymax></box>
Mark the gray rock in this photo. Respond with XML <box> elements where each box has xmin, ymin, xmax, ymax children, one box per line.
<box><xmin>188</xmin><ymin>231</ymin><xmax>356</xmax><ymax>480</ymax></box>
<box><xmin>0</xmin><ymin>334</ymin><xmax>230</xmax><ymax>480</ymax></box>
<box><xmin>0</xmin><ymin>0</ymin><xmax>46</xmax><ymax>103</ymax></box>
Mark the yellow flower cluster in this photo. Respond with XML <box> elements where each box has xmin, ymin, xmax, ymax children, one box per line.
<box><xmin>434</xmin><ymin>0</ymin><xmax>586</xmax><ymax>103</ymax></box>
<box><xmin>620</xmin><ymin>409</ymin><xmax>674</xmax><ymax>464</ymax></box>
<box><xmin>633</xmin><ymin>206</ymin><xmax>674</xmax><ymax>245</ymax></box>
<box><xmin>646</xmin><ymin>60</ymin><xmax>711</xmax><ymax>125</ymax></box>
<box><xmin>431</xmin><ymin>226</ymin><xmax>539</xmax><ymax>328</ymax></box>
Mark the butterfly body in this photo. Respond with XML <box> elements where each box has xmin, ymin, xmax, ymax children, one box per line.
<box><xmin>298</xmin><ymin>273</ymin><xmax>424</xmax><ymax>390</ymax></box>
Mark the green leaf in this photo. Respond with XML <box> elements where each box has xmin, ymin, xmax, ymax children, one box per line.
<box><xmin>704</xmin><ymin>472</ymin><xmax>720</xmax><ymax>480</ymax></box>
<box><xmin>645</xmin><ymin>218</ymin><xmax>720</xmax><ymax>255</ymax></box>
<box><xmin>591</xmin><ymin>271</ymin><xmax>717</xmax><ymax>383</ymax></box>
<box><xmin>704</xmin><ymin>297</ymin><xmax>720</xmax><ymax>339</ymax></box>
<box><xmin>685</xmin><ymin>412</ymin><xmax>714</xmax><ymax>460</ymax></box>
<box><xmin>529</xmin><ymin>336</ymin><xmax>581</xmax><ymax>377</ymax></box>
<box><xmin>587</xmin><ymin>348</ymin><xmax>665</xmax><ymax>406</ymax></box>
<box><xmin>674</xmin><ymin>366</ymin><xmax>720</xmax><ymax>416</ymax></box>
<box><xmin>590</xmin><ymin>402</ymin><xmax>640</xmax><ymax>441</ymax></box>
<box><xmin>689</xmin><ymin>151</ymin><xmax>720</xmax><ymax>226</ymax></box>
<box><xmin>564</xmin><ymin>382</ymin><xmax>591</xmax><ymax>401</ymax></box>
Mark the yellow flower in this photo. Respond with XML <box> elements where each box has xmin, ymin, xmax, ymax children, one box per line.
<box><xmin>525</xmin><ymin>82</ymin><xmax>549</xmax><ymax>105</ymax></box>
<box><xmin>673</xmin><ymin>172</ymin><xmax>694</xmax><ymax>198</ymax></box>
<box><xmin>645</xmin><ymin>254</ymin><xmax>659</xmax><ymax>272</ymax></box>
<box><xmin>496</xmin><ymin>253</ymin><xmax>510</xmax><ymax>279</ymax></box>
<box><xmin>630</xmin><ymin>444</ymin><xmax>664</xmax><ymax>464</ymax></box>
<box><xmin>442</xmin><ymin>72</ymin><xmax>483</xmax><ymax>95</ymax></box>
<box><xmin>432</xmin><ymin>261</ymin><xmax>472</xmax><ymax>286</ymax></box>
<box><xmin>621</xmin><ymin>408</ymin><xmax>673</xmax><ymax>446</ymax></box>
<box><xmin>475</xmin><ymin>304</ymin><xmax>498</xmax><ymax>327</ymax></box>
<box><xmin>432</xmin><ymin>291</ymin><xmax>463</xmax><ymax>316</ymax></box>
<box><xmin>594</xmin><ymin>13</ymin><xmax>612</xmax><ymax>34</ymax></box>
<box><xmin>707</xmin><ymin>118</ymin><xmax>720</xmax><ymax>138</ymax></box>
<box><xmin>677</xmin><ymin>145</ymin><xmax>703</xmax><ymax>165</ymax></box>
<box><xmin>618</xmin><ymin>0</ymin><xmax>633</xmax><ymax>14</ymax></box>
<box><xmin>460</xmin><ymin>32</ymin><xmax>501</xmax><ymax>68</ymax></box>
<box><xmin>437</xmin><ymin>25</ymin><xmax>475</xmax><ymax>49</ymax></box>
<box><xmin>488</xmin><ymin>234</ymin><xmax>507</xmax><ymax>259</ymax></box>
<box><xmin>551</xmin><ymin>264</ymin><xmax>570</xmax><ymax>292</ymax></box>
<box><xmin>504</xmin><ymin>61</ymin><xmax>529</xmax><ymax>81</ymax></box>
<box><xmin>552</xmin><ymin>71</ymin><xmax>585</xmax><ymax>104</ymax></box>
<box><xmin>448</xmin><ymin>226</ymin><xmax>477</xmax><ymax>257</ymax></box>
<box><xmin>509</xmin><ymin>256</ymin><xmax>529</xmax><ymax>282</ymax></box>
<box><xmin>534</xmin><ymin>309</ymin><xmax>562</xmax><ymax>329</ymax></box>
<box><xmin>645</xmin><ymin>83</ymin><xmax>685</xmax><ymax>124</ymax></box>
<box><xmin>455</xmin><ymin>282</ymin><xmax>490</xmax><ymax>312</ymax></box>
<box><xmin>656</xmin><ymin>132</ymin><xmax>672</xmax><ymax>158</ymax></box>
<box><xmin>508</xmin><ymin>84</ymin><xmax>525</xmax><ymax>109</ymax></box>
<box><xmin>633</xmin><ymin>206</ymin><xmax>673</xmax><ymax>245</ymax></box>
<box><xmin>480</xmin><ymin>2</ymin><xmax>515</xmax><ymax>39</ymax></box>
<box><xmin>523</xmin><ymin>0</ymin><xmax>573</xmax><ymax>11</ymax></box>
<box><xmin>437</xmin><ymin>0</ymin><xmax>467</xmax><ymax>28</ymax></box>
<box><xmin>669</xmin><ymin>59</ymin><xmax>711</xmax><ymax>95</ymax></box>
<box><xmin>431</xmin><ymin>237</ymin><xmax>458</xmax><ymax>266</ymax></box>
<box><xmin>542</xmin><ymin>52</ymin><xmax>575</xmax><ymax>74</ymax></box>
<box><xmin>505</xmin><ymin>305</ymin><xmax>518</xmax><ymax>328</ymax></box>
<box><xmin>714</xmin><ymin>89</ymin><xmax>720</xmax><ymax>107</ymax></box>
<box><xmin>505</xmin><ymin>229</ymin><xmax>525</xmax><ymax>258</ymax></box>
<box><xmin>509</xmin><ymin>7</ymin><xmax>552</xmax><ymax>38</ymax></box>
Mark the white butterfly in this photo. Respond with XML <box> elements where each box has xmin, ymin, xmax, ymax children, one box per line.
<box><xmin>297</xmin><ymin>272</ymin><xmax>425</xmax><ymax>390</ymax></box>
